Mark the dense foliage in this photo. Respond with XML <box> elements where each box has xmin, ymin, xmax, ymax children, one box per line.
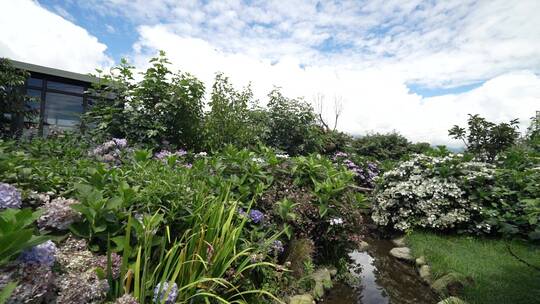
<box><xmin>373</xmin><ymin>116</ymin><xmax>540</xmax><ymax>240</ymax></box>
<box><xmin>84</xmin><ymin>52</ymin><xmax>206</xmax><ymax>149</ymax></box>
<box><xmin>0</xmin><ymin>135</ymin><xmax>365</xmax><ymax>303</ymax></box>
<box><xmin>82</xmin><ymin>54</ymin><xmax>333</xmax><ymax>156</ymax></box>
<box><xmin>449</xmin><ymin>114</ymin><xmax>520</xmax><ymax>162</ymax></box>
<box><xmin>0</xmin><ymin>58</ymin><xmax>38</xmax><ymax>137</ymax></box>
<box><xmin>351</xmin><ymin>132</ymin><xmax>430</xmax><ymax>161</ymax></box>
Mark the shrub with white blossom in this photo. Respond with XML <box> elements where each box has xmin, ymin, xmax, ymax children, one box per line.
<box><xmin>372</xmin><ymin>154</ymin><xmax>495</xmax><ymax>232</ymax></box>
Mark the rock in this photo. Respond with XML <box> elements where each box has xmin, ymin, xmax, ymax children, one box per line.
<box><xmin>311</xmin><ymin>268</ymin><xmax>333</xmax><ymax>299</ymax></box>
<box><xmin>419</xmin><ymin>265</ymin><xmax>432</xmax><ymax>283</ymax></box>
<box><xmin>312</xmin><ymin>281</ymin><xmax>325</xmax><ymax>299</ymax></box>
<box><xmin>391</xmin><ymin>236</ymin><xmax>406</xmax><ymax>247</ymax></box>
<box><xmin>290</xmin><ymin>294</ymin><xmax>314</xmax><ymax>304</ymax></box>
<box><xmin>358</xmin><ymin>240</ymin><xmax>370</xmax><ymax>251</ymax></box>
<box><xmin>431</xmin><ymin>272</ymin><xmax>469</xmax><ymax>296</ymax></box>
<box><xmin>327</xmin><ymin>267</ymin><xmax>338</xmax><ymax>277</ymax></box>
<box><xmin>437</xmin><ymin>296</ymin><xmax>468</xmax><ymax>304</ymax></box>
<box><xmin>389</xmin><ymin>247</ymin><xmax>414</xmax><ymax>262</ymax></box>
<box><xmin>416</xmin><ymin>256</ymin><xmax>426</xmax><ymax>266</ymax></box>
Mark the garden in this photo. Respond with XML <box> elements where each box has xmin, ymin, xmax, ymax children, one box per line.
<box><xmin>1</xmin><ymin>55</ymin><xmax>539</xmax><ymax>304</ymax></box>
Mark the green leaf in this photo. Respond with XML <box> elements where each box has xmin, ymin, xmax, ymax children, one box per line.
<box><xmin>0</xmin><ymin>281</ymin><xmax>17</xmax><ymax>304</ymax></box>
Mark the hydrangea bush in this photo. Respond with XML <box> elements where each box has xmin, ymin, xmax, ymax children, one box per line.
<box><xmin>0</xmin><ymin>183</ymin><xmax>22</xmax><ymax>209</ymax></box>
<box><xmin>37</xmin><ymin>197</ymin><xmax>81</xmax><ymax>230</ymax></box>
<box><xmin>372</xmin><ymin>154</ymin><xmax>495</xmax><ymax>232</ymax></box>
<box><xmin>19</xmin><ymin>240</ymin><xmax>57</xmax><ymax>267</ymax></box>
<box><xmin>89</xmin><ymin>138</ymin><xmax>128</xmax><ymax>164</ymax></box>
<box><xmin>332</xmin><ymin>152</ymin><xmax>380</xmax><ymax>188</ymax></box>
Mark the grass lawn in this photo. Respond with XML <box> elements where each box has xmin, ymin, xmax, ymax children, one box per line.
<box><xmin>407</xmin><ymin>232</ymin><xmax>540</xmax><ymax>304</ymax></box>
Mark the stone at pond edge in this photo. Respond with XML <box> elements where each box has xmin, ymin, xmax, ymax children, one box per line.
<box><xmin>437</xmin><ymin>296</ymin><xmax>469</xmax><ymax>304</ymax></box>
<box><xmin>392</xmin><ymin>236</ymin><xmax>406</xmax><ymax>247</ymax></box>
<box><xmin>416</xmin><ymin>256</ymin><xmax>426</xmax><ymax>266</ymax></box>
<box><xmin>328</xmin><ymin>267</ymin><xmax>338</xmax><ymax>277</ymax></box>
<box><xmin>311</xmin><ymin>268</ymin><xmax>333</xmax><ymax>298</ymax></box>
<box><xmin>431</xmin><ymin>272</ymin><xmax>470</xmax><ymax>296</ymax></box>
<box><xmin>289</xmin><ymin>294</ymin><xmax>315</xmax><ymax>304</ymax></box>
<box><xmin>389</xmin><ymin>247</ymin><xmax>414</xmax><ymax>262</ymax></box>
<box><xmin>358</xmin><ymin>240</ymin><xmax>370</xmax><ymax>251</ymax></box>
<box><xmin>419</xmin><ymin>265</ymin><xmax>432</xmax><ymax>283</ymax></box>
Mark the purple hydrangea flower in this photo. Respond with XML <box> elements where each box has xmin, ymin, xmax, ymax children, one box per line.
<box><xmin>333</xmin><ymin>151</ymin><xmax>349</xmax><ymax>159</ymax></box>
<box><xmin>249</xmin><ymin>209</ymin><xmax>264</xmax><ymax>223</ymax></box>
<box><xmin>20</xmin><ymin>240</ymin><xmax>57</xmax><ymax>267</ymax></box>
<box><xmin>37</xmin><ymin>197</ymin><xmax>81</xmax><ymax>230</ymax></box>
<box><xmin>0</xmin><ymin>183</ymin><xmax>22</xmax><ymax>209</ymax></box>
<box><xmin>155</xmin><ymin>150</ymin><xmax>187</xmax><ymax>161</ymax></box>
<box><xmin>155</xmin><ymin>150</ymin><xmax>172</xmax><ymax>160</ymax></box>
<box><xmin>153</xmin><ymin>282</ymin><xmax>178</xmax><ymax>304</ymax></box>
<box><xmin>238</xmin><ymin>208</ymin><xmax>247</xmax><ymax>217</ymax></box>
<box><xmin>271</xmin><ymin>240</ymin><xmax>284</xmax><ymax>254</ymax></box>
<box><xmin>112</xmin><ymin>138</ymin><xmax>128</xmax><ymax>148</ymax></box>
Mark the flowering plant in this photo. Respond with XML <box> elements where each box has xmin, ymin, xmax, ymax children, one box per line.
<box><xmin>0</xmin><ymin>183</ymin><xmax>22</xmax><ymax>209</ymax></box>
<box><xmin>332</xmin><ymin>152</ymin><xmax>380</xmax><ymax>188</ymax></box>
<box><xmin>372</xmin><ymin>154</ymin><xmax>495</xmax><ymax>232</ymax></box>
<box><xmin>19</xmin><ymin>240</ymin><xmax>57</xmax><ymax>267</ymax></box>
<box><xmin>89</xmin><ymin>138</ymin><xmax>129</xmax><ymax>164</ymax></box>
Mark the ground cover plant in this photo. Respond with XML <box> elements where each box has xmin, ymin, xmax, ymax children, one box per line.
<box><xmin>407</xmin><ymin>232</ymin><xmax>540</xmax><ymax>304</ymax></box>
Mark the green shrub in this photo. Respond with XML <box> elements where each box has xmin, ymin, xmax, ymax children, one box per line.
<box><xmin>0</xmin><ymin>58</ymin><xmax>39</xmax><ymax>137</ymax></box>
<box><xmin>0</xmin><ymin>208</ymin><xmax>49</xmax><ymax>266</ymax></box>
<box><xmin>84</xmin><ymin>52</ymin><xmax>206</xmax><ymax>149</ymax></box>
<box><xmin>352</xmin><ymin>132</ymin><xmax>424</xmax><ymax>161</ymax></box>
<box><xmin>449</xmin><ymin>114</ymin><xmax>520</xmax><ymax>162</ymax></box>
<box><xmin>265</xmin><ymin>89</ymin><xmax>323</xmax><ymax>155</ymax></box>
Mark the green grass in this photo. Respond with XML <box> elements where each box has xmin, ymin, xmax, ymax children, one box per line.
<box><xmin>407</xmin><ymin>232</ymin><xmax>540</xmax><ymax>304</ymax></box>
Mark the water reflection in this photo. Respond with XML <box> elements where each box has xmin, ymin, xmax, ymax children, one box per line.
<box><xmin>323</xmin><ymin>238</ymin><xmax>438</xmax><ymax>304</ymax></box>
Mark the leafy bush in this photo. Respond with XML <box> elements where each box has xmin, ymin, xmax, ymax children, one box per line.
<box><xmin>265</xmin><ymin>89</ymin><xmax>323</xmax><ymax>155</ymax></box>
<box><xmin>373</xmin><ymin>150</ymin><xmax>540</xmax><ymax>240</ymax></box>
<box><xmin>352</xmin><ymin>131</ymin><xmax>426</xmax><ymax>161</ymax></box>
<box><xmin>449</xmin><ymin>114</ymin><xmax>520</xmax><ymax>162</ymax></box>
<box><xmin>0</xmin><ymin>208</ymin><xmax>49</xmax><ymax>266</ymax></box>
<box><xmin>0</xmin><ymin>58</ymin><xmax>39</xmax><ymax>137</ymax></box>
<box><xmin>84</xmin><ymin>52</ymin><xmax>206</xmax><ymax>150</ymax></box>
<box><xmin>204</xmin><ymin>73</ymin><xmax>261</xmax><ymax>151</ymax></box>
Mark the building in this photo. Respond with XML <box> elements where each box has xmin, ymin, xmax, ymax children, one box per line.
<box><xmin>9</xmin><ymin>59</ymin><xmax>97</xmax><ymax>135</ymax></box>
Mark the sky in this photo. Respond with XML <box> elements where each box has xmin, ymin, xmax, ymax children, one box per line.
<box><xmin>0</xmin><ymin>0</ymin><xmax>539</xmax><ymax>147</ymax></box>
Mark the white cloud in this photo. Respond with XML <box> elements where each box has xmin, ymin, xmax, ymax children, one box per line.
<box><xmin>84</xmin><ymin>0</ymin><xmax>540</xmax><ymax>87</ymax></box>
<box><xmin>132</xmin><ymin>25</ymin><xmax>540</xmax><ymax>147</ymax></box>
<box><xmin>0</xmin><ymin>0</ymin><xmax>112</xmax><ymax>73</ymax></box>
<box><xmin>1</xmin><ymin>0</ymin><xmax>539</xmax><ymax>147</ymax></box>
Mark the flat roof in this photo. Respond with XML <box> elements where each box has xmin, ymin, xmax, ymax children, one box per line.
<box><xmin>9</xmin><ymin>59</ymin><xmax>98</xmax><ymax>84</ymax></box>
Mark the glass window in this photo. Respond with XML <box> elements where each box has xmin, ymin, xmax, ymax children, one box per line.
<box><xmin>27</xmin><ymin>77</ymin><xmax>43</xmax><ymax>88</ymax></box>
<box><xmin>26</xmin><ymin>89</ymin><xmax>42</xmax><ymax>110</ymax></box>
<box><xmin>26</xmin><ymin>89</ymin><xmax>42</xmax><ymax>124</ymax></box>
<box><xmin>44</xmin><ymin>92</ymin><xmax>83</xmax><ymax>128</ymax></box>
<box><xmin>46</xmin><ymin>81</ymin><xmax>85</xmax><ymax>94</ymax></box>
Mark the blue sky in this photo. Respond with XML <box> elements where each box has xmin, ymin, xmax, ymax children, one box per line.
<box><xmin>1</xmin><ymin>0</ymin><xmax>539</xmax><ymax>146</ymax></box>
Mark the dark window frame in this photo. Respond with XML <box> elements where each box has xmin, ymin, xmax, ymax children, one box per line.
<box><xmin>24</xmin><ymin>71</ymin><xmax>91</xmax><ymax>136</ymax></box>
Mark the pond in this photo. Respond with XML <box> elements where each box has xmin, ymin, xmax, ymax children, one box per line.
<box><xmin>323</xmin><ymin>237</ymin><xmax>439</xmax><ymax>304</ymax></box>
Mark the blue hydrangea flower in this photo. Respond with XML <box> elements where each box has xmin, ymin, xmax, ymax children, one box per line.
<box><xmin>0</xmin><ymin>183</ymin><xmax>22</xmax><ymax>209</ymax></box>
<box><xmin>20</xmin><ymin>240</ymin><xmax>57</xmax><ymax>267</ymax></box>
<box><xmin>153</xmin><ymin>282</ymin><xmax>178</xmax><ymax>304</ymax></box>
<box><xmin>249</xmin><ymin>209</ymin><xmax>264</xmax><ymax>224</ymax></box>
